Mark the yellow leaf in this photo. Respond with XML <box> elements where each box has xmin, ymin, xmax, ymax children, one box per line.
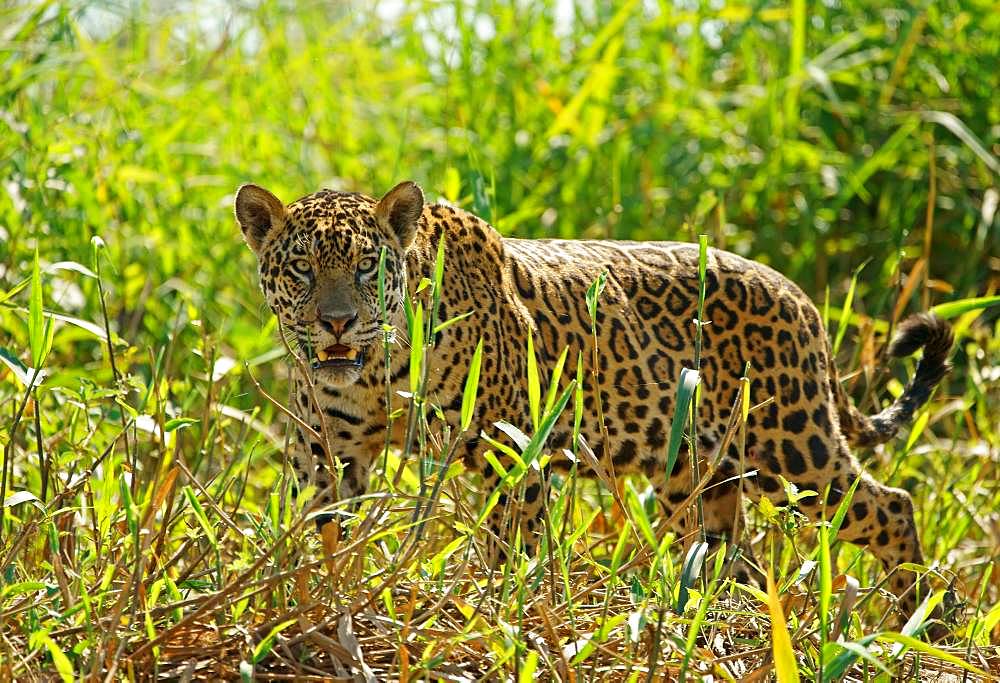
<box><xmin>740</xmin><ymin>376</ymin><xmax>750</xmax><ymax>422</ymax></box>
<box><xmin>758</xmin><ymin>496</ymin><xmax>778</xmax><ymax>520</ymax></box>
<box><xmin>766</xmin><ymin>569</ymin><xmax>800</xmax><ymax>683</ymax></box>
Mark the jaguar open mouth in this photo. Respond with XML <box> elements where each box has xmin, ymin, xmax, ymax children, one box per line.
<box><xmin>312</xmin><ymin>343</ymin><xmax>365</xmax><ymax>369</ymax></box>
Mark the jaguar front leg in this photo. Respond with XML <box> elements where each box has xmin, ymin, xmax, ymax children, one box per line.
<box><xmin>291</xmin><ymin>435</ymin><xmax>379</xmax><ymax>579</ymax></box>
<box><xmin>291</xmin><ymin>384</ymin><xmax>379</xmax><ymax>535</ymax></box>
<box><xmin>302</xmin><ymin>437</ymin><xmax>373</xmax><ymax>531</ymax></box>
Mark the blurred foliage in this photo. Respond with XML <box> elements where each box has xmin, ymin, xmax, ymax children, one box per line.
<box><xmin>2</xmin><ymin>1</ymin><xmax>998</xmax><ymax>390</ymax></box>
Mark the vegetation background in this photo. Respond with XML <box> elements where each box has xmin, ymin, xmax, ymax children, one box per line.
<box><xmin>1</xmin><ymin>0</ymin><xmax>998</xmax><ymax>680</ymax></box>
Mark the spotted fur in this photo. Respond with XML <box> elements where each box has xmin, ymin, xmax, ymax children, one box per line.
<box><xmin>236</xmin><ymin>181</ymin><xmax>953</xmax><ymax>617</ymax></box>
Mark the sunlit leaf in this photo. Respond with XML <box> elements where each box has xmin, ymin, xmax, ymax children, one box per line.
<box><xmin>4</xmin><ymin>490</ymin><xmax>42</xmax><ymax>510</ymax></box>
<box><xmin>526</xmin><ymin>330</ymin><xmax>540</xmax><ymax>429</ymax></box>
<box><xmin>677</xmin><ymin>540</ymin><xmax>708</xmax><ymax>613</ymax></box>
<box><xmin>878</xmin><ymin>631</ymin><xmax>989</xmax><ymax>676</ymax></box>
<box><xmin>931</xmin><ymin>295</ymin><xmax>1000</xmax><ymax>320</ymax></box>
<box><xmin>461</xmin><ymin>338</ymin><xmax>484</xmax><ymax>431</ymax></box>
<box><xmin>833</xmin><ymin>259</ymin><xmax>868</xmax><ymax>355</ymax></box>
<box><xmin>665</xmin><ymin>368</ymin><xmax>699</xmax><ymax>480</ymax></box>
<box><xmin>164</xmin><ymin>417</ymin><xmax>199</xmax><ymax>433</ymax></box>
<box><xmin>766</xmin><ymin>569</ymin><xmax>800</xmax><ymax>683</ymax></box>
<box><xmin>252</xmin><ymin>619</ymin><xmax>296</xmax><ymax>664</ymax></box>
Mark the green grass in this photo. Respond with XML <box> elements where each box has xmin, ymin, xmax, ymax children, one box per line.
<box><xmin>1</xmin><ymin>1</ymin><xmax>999</xmax><ymax>679</ymax></box>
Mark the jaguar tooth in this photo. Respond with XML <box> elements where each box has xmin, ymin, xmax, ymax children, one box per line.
<box><xmin>316</xmin><ymin>349</ymin><xmax>329</xmax><ymax>362</ymax></box>
<box><xmin>345</xmin><ymin>348</ymin><xmax>358</xmax><ymax>360</ymax></box>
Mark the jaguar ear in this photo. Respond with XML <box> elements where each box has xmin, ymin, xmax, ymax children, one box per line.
<box><xmin>235</xmin><ymin>184</ymin><xmax>286</xmax><ymax>253</ymax></box>
<box><xmin>375</xmin><ymin>181</ymin><xmax>423</xmax><ymax>249</ymax></box>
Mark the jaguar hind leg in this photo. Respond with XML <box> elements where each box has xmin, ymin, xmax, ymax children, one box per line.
<box><xmin>748</xmin><ymin>407</ymin><xmax>941</xmax><ymax>633</ymax></box>
<box><xmin>833</xmin><ymin>473</ymin><xmax>936</xmax><ymax>620</ymax></box>
<box><xmin>651</xmin><ymin>448</ymin><xmax>760</xmax><ymax>585</ymax></box>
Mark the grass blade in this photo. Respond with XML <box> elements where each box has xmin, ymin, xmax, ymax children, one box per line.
<box><xmin>527</xmin><ymin>330</ymin><xmax>540</xmax><ymax>429</ymax></box>
<box><xmin>766</xmin><ymin>568</ymin><xmax>801</xmax><ymax>683</ymax></box>
<box><xmin>931</xmin><ymin>295</ymin><xmax>1000</xmax><ymax>320</ymax></box>
<box><xmin>182</xmin><ymin>485</ymin><xmax>216</xmax><ymax>546</ymax></box>
<box><xmin>461</xmin><ymin>338</ymin><xmax>484</xmax><ymax>431</ymax></box>
<box><xmin>833</xmin><ymin>259</ymin><xmax>869</xmax><ymax>355</ymax></box>
<box><xmin>29</xmin><ymin>632</ymin><xmax>73</xmax><ymax>683</ymax></box>
<box><xmin>29</xmin><ymin>249</ymin><xmax>54</xmax><ymax>368</ymax></box>
<box><xmin>676</xmin><ymin>540</ymin><xmax>707</xmax><ymax>613</ymax></box>
<box><xmin>665</xmin><ymin>368</ymin><xmax>699</xmax><ymax>482</ymax></box>
<box><xmin>585</xmin><ymin>271</ymin><xmax>607</xmax><ymax>328</ymax></box>
<box><xmin>822</xmin><ymin>637</ymin><xmax>891</xmax><ymax>681</ymax></box>
<box><xmin>253</xmin><ymin>619</ymin><xmax>297</xmax><ymax>664</ymax></box>
<box><xmin>543</xmin><ymin>345</ymin><xmax>569</xmax><ymax>417</ymax></box>
<box><xmin>409</xmin><ymin>302</ymin><xmax>424</xmax><ymax>396</ymax></box>
<box><xmin>878</xmin><ymin>632</ymin><xmax>989</xmax><ymax>677</ymax></box>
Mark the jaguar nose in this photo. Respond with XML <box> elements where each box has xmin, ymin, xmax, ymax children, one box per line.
<box><xmin>319</xmin><ymin>312</ymin><xmax>357</xmax><ymax>337</ymax></box>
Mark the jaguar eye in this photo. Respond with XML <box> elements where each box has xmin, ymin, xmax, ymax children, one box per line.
<box><xmin>290</xmin><ymin>258</ymin><xmax>312</xmax><ymax>277</ymax></box>
<box><xmin>357</xmin><ymin>256</ymin><xmax>378</xmax><ymax>276</ymax></box>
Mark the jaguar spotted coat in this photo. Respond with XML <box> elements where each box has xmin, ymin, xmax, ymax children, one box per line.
<box><xmin>236</xmin><ymin>181</ymin><xmax>953</xmax><ymax>618</ymax></box>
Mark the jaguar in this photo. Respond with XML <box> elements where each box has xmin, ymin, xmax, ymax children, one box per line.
<box><xmin>236</xmin><ymin>180</ymin><xmax>953</xmax><ymax>621</ymax></box>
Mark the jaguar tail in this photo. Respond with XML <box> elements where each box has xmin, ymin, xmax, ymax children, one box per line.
<box><xmin>836</xmin><ymin>313</ymin><xmax>953</xmax><ymax>447</ymax></box>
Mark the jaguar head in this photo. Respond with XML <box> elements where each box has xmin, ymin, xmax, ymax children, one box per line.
<box><xmin>236</xmin><ymin>181</ymin><xmax>422</xmax><ymax>386</ymax></box>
